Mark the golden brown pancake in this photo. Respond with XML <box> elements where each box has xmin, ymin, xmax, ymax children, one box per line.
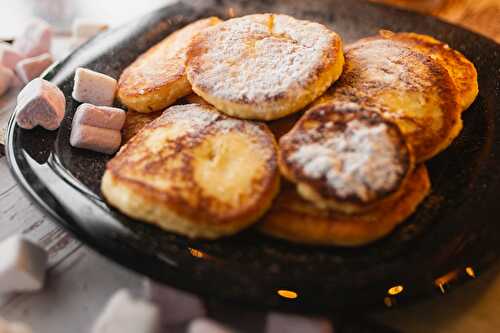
<box><xmin>122</xmin><ymin>110</ymin><xmax>163</xmax><ymax>143</ymax></box>
<box><xmin>279</xmin><ymin>102</ymin><xmax>414</xmax><ymax>214</ymax></box>
<box><xmin>317</xmin><ymin>37</ymin><xmax>462</xmax><ymax>162</ymax></box>
<box><xmin>259</xmin><ymin>164</ymin><xmax>430</xmax><ymax>247</ymax></box>
<box><xmin>186</xmin><ymin>13</ymin><xmax>344</xmax><ymax>120</ymax></box>
<box><xmin>378</xmin><ymin>30</ymin><xmax>478</xmax><ymax>111</ymax></box>
<box><xmin>117</xmin><ymin>17</ymin><xmax>222</xmax><ymax>113</ymax></box>
<box><xmin>102</xmin><ymin>104</ymin><xmax>280</xmax><ymax>239</ymax></box>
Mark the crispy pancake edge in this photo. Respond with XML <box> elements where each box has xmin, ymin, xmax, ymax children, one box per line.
<box><xmin>259</xmin><ymin>164</ymin><xmax>430</xmax><ymax>246</ymax></box>
<box><xmin>117</xmin><ymin>17</ymin><xmax>222</xmax><ymax>113</ymax></box>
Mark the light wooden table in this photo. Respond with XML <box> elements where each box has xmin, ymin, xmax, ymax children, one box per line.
<box><xmin>0</xmin><ymin>1</ymin><xmax>499</xmax><ymax>332</ymax></box>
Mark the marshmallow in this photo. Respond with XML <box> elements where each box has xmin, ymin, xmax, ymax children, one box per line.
<box><xmin>72</xmin><ymin>18</ymin><xmax>109</xmax><ymax>39</ymax></box>
<box><xmin>72</xmin><ymin>68</ymin><xmax>117</xmax><ymax>106</ymax></box>
<box><xmin>0</xmin><ymin>65</ymin><xmax>14</xmax><ymax>96</ymax></box>
<box><xmin>188</xmin><ymin>318</ymin><xmax>235</xmax><ymax>333</ymax></box>
<box><xmin>69</xmin><ymin>103</ymin><xmax>125</xmax><ymax>154</ymax></box>
<box><xmin>144</xmin><ymin>280</ymin><xmax>206</xmax><ymax>325</ymax></box>
<box><xmin>15</xmin><ymin>78</ymin><xmax>66</xmax><ymax>130</ymax></box>
<box><xmin>13</xmin><ymin>19</ymin><xmax>52</xmax><ymax>58</ymax></box>
<box><xmin>70</xmin><ymin>124</ymin><xmax>121</xmax><ymax>154</ymax></box>
<box><xmin>72</xmin><ymin>103</ymin><xmax>126</xmax><ymax>130</ymax></box>
<box><xmin>0</xmin><ymin>42</ymin><xmax>24</xmax><ymax>70</ymax></box>
<box><xmin>0</xmin><ymin>317</ymin><xmax>33</xmax><ymax>333</ymax></box>
<box><xmin>92</xmin><ymin>289</ymin><xmax>160</xmax><ymax>333</ymax></box>
<box><xmin>15</xmin><ymin>53</ymin><xmax>53</xmax><ymax>84</ymax></box>
<box><xmin>266</xmin><ymin>313</ymin><xmax>333</xmax><ymax>333</ymax></box>
<box><xmin>0</xmin><ymin>235</ymin><xmax>48</xmax><ymax>293</ymax></box>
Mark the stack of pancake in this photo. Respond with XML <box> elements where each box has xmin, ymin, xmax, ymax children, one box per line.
<box><xmin>101</xmin><ymin>14</ymin><xmax>478</xmax><ymax>246</ymax></box>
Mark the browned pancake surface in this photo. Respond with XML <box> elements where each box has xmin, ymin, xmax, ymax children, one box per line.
<box><xmin>260</xmin><ymin>164</ymin><xmax>430</xmax><ymax>246</ymax></box>
<box><xmin>279</xmin><ymin>102</ymin><xmax>414</xmax><ymax>213</ymax></box>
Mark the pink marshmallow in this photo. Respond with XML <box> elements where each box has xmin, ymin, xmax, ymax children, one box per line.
<box><xmin>188</xmin><ymin>318</ymin><xmax>234</xmax><ymax>333</ymax></box>
<box><xmin>70</xmin><ymin>124</ymin><xmax>121</xmax><ymax>154</ymax></box>
<box><xmin>13</xmin><ymin>19</ymin><xmax>52</xmax><ymax>58</ymax></box>
<box><xmin>0</xmin><ymin>42</ymin><xmax>24</xmax><ymax>70</ymax></box>
<box><xmin>143</xmin><ymin>280</ymin><xmax>206</xmax><ymax>325</ymax></box>
<box><xmin>73</xmin><ymin>103</ymin><xmax>126</xmax><ymax>130</ymax></box>
<box><xmin>15</xmin><ymin>78</ymin><xmax>65</xmax><ymax>130</ymax></box>
<box><xmin>266</xmin><ymin>313</ymin><xmax>333</xmax><ymax>333</ymax></box>
<box><xmin>0</xmin><ymin>65</ymin><xmax>14</xmax><ymax>96</ymax></box>
<box><xmin>72</xmin><ymin>68</ymin><xmax>117</xmax><ymax>106</ymax></box>
<box><xmin>15</xmin><ymin>53</ymin><xmax>53</xmax><ymax>84</ymax></box>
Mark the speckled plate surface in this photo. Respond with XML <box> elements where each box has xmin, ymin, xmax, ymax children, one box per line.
<box><xmin>5</xmin><ymin>0</ymin><xmax>500</xmax><ymax>312</ymax></box>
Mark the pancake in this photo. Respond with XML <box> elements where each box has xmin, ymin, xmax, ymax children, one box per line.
<box><xmin>186</xmin><ymin>13</ymin><xmax>344</xmax><ymax>120</ymax></box>
<box><xmin>180</xmin><ymin>93</ymin><xmax>213</xmax><ymax>106</ymax></box>
<box><xmin>117</xmin><ymin>17</ymin><xmax>222</xmax><ymax>113</ymax></box>
<box><xmin>259</xmin><ymin>164</ymin><xmax>430</xmax><ymax>247</ymax></box>
<box><xmin>279</xmin><ymin>102</ymin><xmax>414</xmax><ymax>214</ymax></box>
<box><xmin>122</xmin><ymin>110</ymin><xmax>162</xmax><ymax>143</ymax></box>
<box><xmin>317</xmin><ymin>37</ymin><xmax>462</xmax><ymax>162</ymax></box>
<box><xmin>102</xmin><ymin>104</ymin><xmax>280</xmax><ymax>239</ymax></box>
<box><xmin>378</xmin><ymin>30</ymin><xmax>478</xmax><ymax>111</ymax></box>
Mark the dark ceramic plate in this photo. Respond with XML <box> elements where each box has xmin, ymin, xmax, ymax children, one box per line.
<box><xmin>5</xmin><ymin>0</ymin><xmax>500</xmax><ymax>312</ymax></box>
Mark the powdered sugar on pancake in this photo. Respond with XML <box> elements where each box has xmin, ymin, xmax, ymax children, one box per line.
<box><xmin>288</xmin><ymin>119</ymin><xmax>405</xmax><ymax>202</ymax></box>
<box><xmin>187</xmin><ymin>14</ymin><xmax>337</xmax><ymax>104</ymax></box>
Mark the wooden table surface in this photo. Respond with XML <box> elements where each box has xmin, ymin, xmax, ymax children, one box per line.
<box><xmin>0</xmin><ymin>1</ymin><xmax>499</xmax><ymax>332</ymax></box>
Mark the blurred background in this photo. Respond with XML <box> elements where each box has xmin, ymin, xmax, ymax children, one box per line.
<box><xmin>0</xmin><ymin>0</ymin><xmax>498</xmax><ymax>42</ymax></box>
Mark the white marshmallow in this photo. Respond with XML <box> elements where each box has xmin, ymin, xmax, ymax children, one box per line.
<box><xmin>188</xmin><ymin>318</ymin><xmax>235</xmax><ymax>333</ymax></box>
<box><xmin>0</xmin><ymin>235</ymin><xmax>48</xmax><ymax>293</ymax></box>
<box><xmin>70</xmin><ymin>124</ymin><xmax>121</xmax><ymax>154</ymax></box>
<box><xmin>13</xmin><ymin>19</ymin><xmax>52</xmax><ymax>58</ymax></box>
<box><xmin>72</xmin><ymin>68</ymin><xmax>117</xmax><ymax>106</ymax></box>
<box><xmin>72</xmin><ymin>18</ymin><xmax>109</xmax><ymax>39</ymax></box>
<box><xmin>0</xmin><ymin>317</ymin><xmax>33</xmax><ymax>333</ymax></box>
<box><xmin>73</xmin><ymin>103</ymin><xmax>126</xmax><ymax>130</ymax></box>
<box><xmin>144</xmin><ymin>280</ymin><xmax>206</xmax><ymax>325</ymax></box>
<box><xmin>92</xmin><ymin>289</ymin><xmax>160</xmax><ymax>333</ymax></box>
<box><xmin>15</xmin><ymin>78</ymin><xmax>66</xmax><ymax>130</ymax></box>
<box><xmin>0</xmin><ymin>65</ymin><xmax>14</xmax><ymax>96</ymax></box>
<box><xmin>0</xmin><ymin>42</ymin><xmax>24</xmax><ymax>70</ymax></box>
<box><xmin>266</xmin><ymin>313</ymin><xmax>333</xmax><ymax>333</ymax></box>
<box><xmin>15</xmin><ymin>53</ymin><xmax>53</xmax><ymax>84</ymax></box>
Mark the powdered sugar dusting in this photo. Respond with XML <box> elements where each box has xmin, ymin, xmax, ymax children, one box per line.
<box><xmin>289</xmin><ymin>119</ymin><xmax>405</xmax><ymax>202</ymax></box>
<box><xmin>188</xmin><ymin>14</ymin><xmax>337</xmax><ymax>107</ymax></box>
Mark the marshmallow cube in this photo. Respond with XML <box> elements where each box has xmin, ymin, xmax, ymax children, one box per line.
<box><xmin>92</xmin><ymin>289</ymin><xmax>160</xmax><ymax>333</ymax></box>
<box><xmin>13</xmin><ymin>19</ymin><xmax>52</xmax><ymax>58</ymax></box>
<box><xmin>70</xmin><ymin>103</ymin><xmax>125</xmax><ymax>154</ymax></box>
<box><xmin>15</xmin><ymin>78</ymin><xmax>66</xmax><ymax>130</ymax></box>
<box><xmin>0</xmin><ymin>42</ymin><xmax>24</xmax><ymax>70</ymax></box>
<box><xmin>72</xmin><ymin>103</ymin><xmax>126</xmax><ymax>130</ymax></box>
<box><xmin>188</xmin><ymin>318</ymin><xmax>234</xmax><ymax>333</ymax></box>
<box><xmin>0</xmin><ymin>235</ymin><xmax>48</xmax><ymax>293</ymax></box>
<box><xmin>266</xmin><ymin>313</ymin><xmax>333</xmax><ymax>333</ymax></box>
<box><xmin>72</xmin><ymin>18</ymin><xmax>109</xmax><ymax>39</ymax></box>
<box><xmin>0</xmin><ymin>65</ymin><xmax>14</xmax><ymax>96</ymax></box>
<box><xmin>70</xmin><ymin>125</ymin><xmax>121</xmax><ymax>154</ymax></box>
<box><xmin>72</xmin><ymin>68</ymin><xmax>117</xmax><ymax>106</ymax></box>
<box><xmin>16</xmin><ymin>53</ymin><xmax>53</xmax><ymax>84</ymax></box>
<box><xmin>0</xmin><ymin>317</ymin><xmax>33</xmax><ymax>333</ymax></box>
<box><xmin>143</xmin><ymin>280</ymin><xmax>206</xmax><ymax>325</ymax></box>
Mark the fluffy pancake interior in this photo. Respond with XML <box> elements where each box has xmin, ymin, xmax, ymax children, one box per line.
<box><xmin>102</xmin><ymin>104</ymin><xmax>280</xmax><ymax>239</ymax></box>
